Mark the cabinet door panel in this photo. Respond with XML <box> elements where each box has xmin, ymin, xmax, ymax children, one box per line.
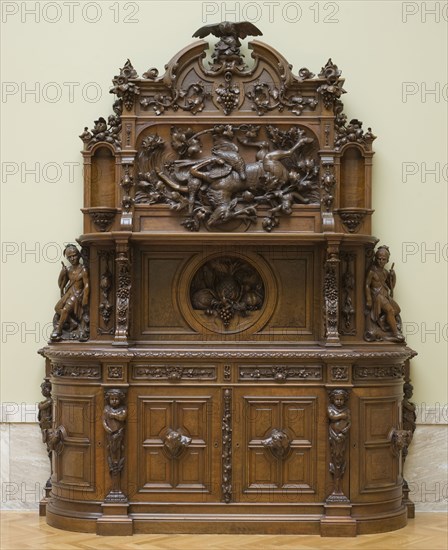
<box><xmin>128</xmin><ymin>388</ymin><xmax>221</xmax><ymax>502</ymax></box>
<box><xmin>234</xmin><ymin>389</ymin><xmax>325</xmax><ymax>502</ymax></box>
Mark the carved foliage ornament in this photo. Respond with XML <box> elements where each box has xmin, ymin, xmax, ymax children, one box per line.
<box><xmin>323</xmin><ymin>254</ymin><xmax>339</xmax><ymax>340</ymax></box>
<box><xmin>222</xmin><ymin>388</ymin><xmax>232</xmax><ymax>503</ymax></box>
<box><xmin>115</xmin><ymin>247</ymin><xmax>131</xmax><ymax>341</ymax></box>
<box><xmin>98</xmin><ymin>250</ymin><xmax>114</xmax><ymax>332</ymax></box>
<box><xmin>110</xmin><ymin>59</ymin><xmax>140</xmax><ymax>111</ymax></box>
<box><xmin>135</xmin><ymin>124</ymin><xmax>319</xmax><ymax>232</ymax></box>
<box><xmin>79</xmin><ymin>99</ymin><xmax>122</xmax><ymax>150</ymax></box>
<box><xmin>239</xmin><ymin>365</ymin><xmax>322</xmax><ymax>382</ymax></box>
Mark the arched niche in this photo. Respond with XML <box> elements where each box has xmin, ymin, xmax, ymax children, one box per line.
<box><xmin>340</xmin><ymin>146</ymin><xmax>366</xmax><ymax>208</ymax></box>
<box><xmin>90</xmin><ymin>146</ymin><xmax>116</xmax><ymax>207</ymax></box>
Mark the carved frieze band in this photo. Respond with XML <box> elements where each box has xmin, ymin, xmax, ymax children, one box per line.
<box><xmin>50</xmin><ymin>363</ymin><xmax>101</xmax><ymax>379</ymax></box>
<box><xmin>40</xmin><ymin>347</ymin><xmax>416</xmax><ymax>362</ymax></box>
<box><xmin>239</xmin><ymin>365</ymin><xmax>322</xmax><ymax>382</ymax></box>
<box><xmin>354</xmin><ymin>364</ymin><xmax>404</xmax><ymax>380</ymax></box>
<box><xmin>222</xmin><ymin>388</ymin><xmax>232</xmax><ymax>504</ymax></box>
<box><xmin>133</xmin><ymin>365</ymin><xmax>216</xmax><ymax>381</ymax></box>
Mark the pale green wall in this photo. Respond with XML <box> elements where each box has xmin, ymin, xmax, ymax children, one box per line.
<box><xmin>1</xmin><ymin>1</ymin><xmax>447</xmax><ymax>409</ymax></box>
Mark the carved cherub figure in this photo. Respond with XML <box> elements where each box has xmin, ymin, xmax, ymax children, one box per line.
<box><xmin>50</xmin><ymin>244</ymin><xmax>89</xmax><ymax>341</ymax></box>
<box><xmin>103</xmin><ymin>389</ymin><xmax>127</xmax><ymax>476</ymax></box>
<box><xmin>365</xmin><ymin>246</ymin><xmax>404</xmax><ymax>342</ymax></box>
<box><xmin>38</xmin><ymin>380</ymin><xmax>53</xmax><ymax>438</ymax></box>
<box><xmin>327</xmin><ymin>389</ymin><xmax>351</xmax><ymax>496</ymax></box>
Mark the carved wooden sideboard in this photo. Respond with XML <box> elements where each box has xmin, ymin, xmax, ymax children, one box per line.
<box><xmin>38</xmin><ymin>22</ymin><xmax>417</xmax><ymax>536</ymax></box>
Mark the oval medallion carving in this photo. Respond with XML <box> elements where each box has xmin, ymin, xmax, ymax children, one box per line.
<box><xmin>178</xmin><ymin>252</ymin><xmax>276</xmax><ymax>334</ymax></box>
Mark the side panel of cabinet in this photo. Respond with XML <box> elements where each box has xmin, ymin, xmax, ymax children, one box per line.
<box><xmin>232</xmin><ymin>387</ymin><xmax>327</xmax><ymax>503</ymax></box>
<box><xmin>127</xmin><ymin>386</ymin><xmax>221</xmax><ymax>502</ymax></box>
<box><xmin>51</xmin><ymin>385</ymin><xmax>104</xmax><ymax>502</ymax></box>
<box><xmin>350</xmin><ymin>385</ymin><xmax>403</xmax><ymax>503</ymax></box>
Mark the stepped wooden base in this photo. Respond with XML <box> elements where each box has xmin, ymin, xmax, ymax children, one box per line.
<box><xmin>46</xmin><ymin>505</ymin><xmax>409</xmax><ymax>537</ymax></box>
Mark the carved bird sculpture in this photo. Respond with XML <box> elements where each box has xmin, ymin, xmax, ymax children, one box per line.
<box><xmin>192</xmin><ymin>21</ymin><xmax>262</xmax><ymax>40</ymax></box>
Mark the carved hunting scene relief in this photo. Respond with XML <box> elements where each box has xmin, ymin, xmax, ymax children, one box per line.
<box><xmin>135</xmin><ymin>124</ymin><xmax>319</xmax><ymax>231</ymax></box>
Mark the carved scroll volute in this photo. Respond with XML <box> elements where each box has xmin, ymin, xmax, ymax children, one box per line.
<box><xmin>327</xmin><ymin>388</ymin><xmax>351</xmax><ymax>503</ymax></box>
<box><xmin>114</xmin><ymin>242</ymin><xmax>131</xmax><ymax>344</ymax></box>
<box><xmin>261</xmin><ymin>428</ymin><xmax>291</xmax><ymax>460</ymax></box>
<box><xmin>103</xmin><ymin>388</ymin><xmax>128</xmax><ymax>502</ymax></box>
<box><xmin>162</xmin><ymin>429</ymin><xmax>192</xmax><ymax>459</ymax></box>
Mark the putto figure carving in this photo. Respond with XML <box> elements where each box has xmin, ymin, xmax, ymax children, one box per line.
<box><xmin>365</xmin><ymin>246</ymin><xmax>404</xmax><ymax>343</ymax></box>
<box><xmin>50</xmin><ymin>244</ymin><xmax>90</xmax><ymax>342</ymax></box>
<box><xmin>38</xmin><ymin>379</ymin><xmax>53</xmax><ymax>492</ymax></box>
<box><xmin>327</xmin><ymin>389</ymin><xmax>351</xmax><ymax>501</ymax></box>
<box><xmin>103</xmin><ymin>389</ymin><xmax>127</xmax><ymax>501</ymax></box>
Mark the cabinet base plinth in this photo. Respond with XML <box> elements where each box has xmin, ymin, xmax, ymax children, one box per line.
<box><xmin>320</xmin><ymin>517</ymin><xmax>357</xmax><ymax>537</ymax></box>
<box><xmin>97</xmin><ymin>516</ymin><xmax>133</xmax><ymax>536</ymax></box>
<box><xmin>39</xmin><ymin>498</ymin><xmax>47</xmax><ymax>517</ymax></box>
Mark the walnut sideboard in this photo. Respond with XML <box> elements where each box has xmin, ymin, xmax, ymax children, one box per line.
<box><xmin>38</xmin><ymin>21</ymin><xmax>417</xmax><ymax>537</ymax></box>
